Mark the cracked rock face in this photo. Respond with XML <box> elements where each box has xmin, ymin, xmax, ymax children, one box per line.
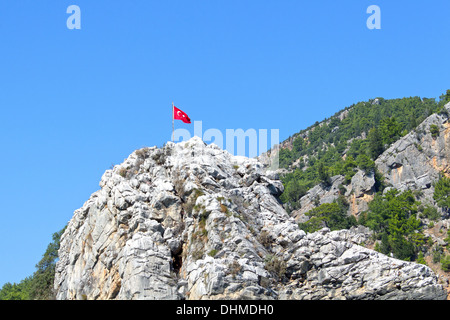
<box><xmin>54</xmin><ymin>136</ymin><xmax>447</xmax><ymax>300</ymax></box>
<box><xmin>376</xmin><ymin>102</ymin><xmax>450</xmax><ymax>202</ymax></box>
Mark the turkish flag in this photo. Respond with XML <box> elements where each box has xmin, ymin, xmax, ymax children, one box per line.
<box><xmin>173</xmin><ymin>106</ymin><xmax>191</xmax><ymax>123</ymax></box>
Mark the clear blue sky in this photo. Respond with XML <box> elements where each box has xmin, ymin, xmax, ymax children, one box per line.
<box><xmin>1</xmin><ymin>0</ymin><xmax>449</xmax><ymax>287</ymax></box>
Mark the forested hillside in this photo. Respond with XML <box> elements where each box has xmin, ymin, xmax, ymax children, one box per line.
<box><xmin>279</xmin><ymin>91</ymin><xmax>450</xmax><ymax>211</ymax></box>
<box><xmin>277</xmin><ymin>90</ymin><xmax>450</xmax><ymax>272</ymax></box>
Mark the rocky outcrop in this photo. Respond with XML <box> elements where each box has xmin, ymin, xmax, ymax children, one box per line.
<box><xmin>291</xmin><ymin>169</ymin><xmax>376</xmax><ymax>222</ymax></box>
<box><xmin>54</xmin><ymin>136</ymin><xmax>447</xmax><ymax>300</ymax></box>
<box><xmin>279</xmin><ymin>226</ymin><xmax>446</xmax><ymax>300</ymax></box>
<box><xmin>292</xmin><ymin>103</ymin><xmax>450</xmax><ymax>222</ymax></box>
<box><xmin>291</xmin><ymin>175</ymin><xmax>345</xmax><ymax>222</ymax></box>
<box><xmin>376</xmin><ymin>102</ymin><xmax>450</xmax><ymax>203</ymax></box>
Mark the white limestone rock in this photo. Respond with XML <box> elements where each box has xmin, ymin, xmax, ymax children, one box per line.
<box><xmin>54</xmin><ymin>136</ymin><xmax>447</xmax><ymax>300</ymax></box>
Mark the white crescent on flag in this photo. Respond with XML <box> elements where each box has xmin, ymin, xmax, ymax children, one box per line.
<box><xmin>173</xmin><ymin>105</ymin><xmax>191</xmax><ymax>123</ymax></box>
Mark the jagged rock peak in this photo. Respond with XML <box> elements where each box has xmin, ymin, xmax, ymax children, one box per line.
<box><xmin>54</xmin><ymin>136</ymin><xmax>448</xmax><ymax>300</ymax></box>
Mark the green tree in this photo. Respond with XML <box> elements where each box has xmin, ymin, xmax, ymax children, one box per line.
<box><xmin>0</xmin><ymin>278</ymin><xmax>32</xmax><ymax>300</ymax></box>
<box><xmin>408</xmin><ymin>113</ymin><xmax>417</xmax><ymax>131</ymax></box>
<box><xmin>29</xmin><ymin>227</ymin><xmax>66</xmax><ymax>300</ymax></box>
<box><xmin>356</xmin><ymin>154</ymin><xmax>375</xmax><ymax>174</ymax></box>
<box><xmin>439</xmin><ymin>89</ymin><xmax>450</xmax><ymax>106</ymax></box>
<box><xmin>433</xmin><ymin>173</ymin><xmax>450</xmax><ymax>211</ymax></box>
<box><xmin>379</xmin><ymin>232</ymin><xmax>390</xmax><ymax>255</ymax></box>
<box><xmin>380</xmin><ymin>117</ymin><xmax>402</xmax><ymax>146</ymax></box>
<box><xmin>363</xmin><ymin>189</ymin><xmax>421</xmax><ymax>261</ymax></box>
<box><xmin>368</xmin><ymin>127</ymin><xmax>383</xmax><ymax>160</ymax></box>
<box><xmin>292</xmin><ymin>135</ymin><xmax>305</xmax><ymax>155</ymax></box>
<box><xmin>419</xmin><ymin>205</ymin><xmax>440</xmax><ymax>221</ymax></box>
<box><xmin>389</xmin><ymin>236</ymin><xmax>415</xmax><ymax>261</ymax></box>
<box><xmin>317</xmin><ymin>162</ymin><xmax>331</xmax><ymax>187</ymax></box>
<box><xmin>441</xmin><ymin>255</ymin><xmax>450</xmax><ymax>272</ymax></box>
<box><xmin>281</xmin><ymin>179</ymin><xmax>306</xmax><ymax>211</ymax></box>
<box><xmin>299</xmin><ymin>202</ymin><xmax>356</xmax><ymax>233</ymax></box>
<box><xmin>278</xmin><ymin>148</ymin><xmax>293</xmax><ymax>168</ymax></box>
<box><xmin>342</xmin><ymin>155</ymin><xmax>357</xmax><ymax>184</ymax></box>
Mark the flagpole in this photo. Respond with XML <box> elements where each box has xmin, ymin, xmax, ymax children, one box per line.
<box><xmin>172</xmin><ymin>102</ymin><xmax>174</xmax><ymax>142</ymax></box>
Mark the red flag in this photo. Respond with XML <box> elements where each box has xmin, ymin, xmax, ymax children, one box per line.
<box><xmin>173</xmin><ymin>106</ymin><xmax>191</xmax><ymax>124</ymax></box>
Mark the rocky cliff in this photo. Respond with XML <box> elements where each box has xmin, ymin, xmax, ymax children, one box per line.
<box><xmin>375</xmin><ymin>105</ymin><xmax>450</xmax><ymax>203</ymax></box>
<box><xmin>291</xmin><ymin>102</ymin><xmax>450</xmax><ymax>222</ymax></box>
<box><xmin>54</xmin><ymin>136</ymin><xmax>447</xmax><ymax>300</ymax></box>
